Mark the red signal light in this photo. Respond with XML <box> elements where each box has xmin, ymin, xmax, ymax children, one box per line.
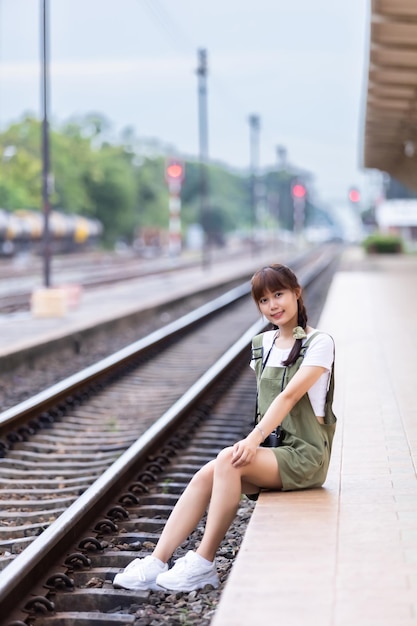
<box><xmin>348</xmin><ymin>188</ymin><xmax>360</xmax><ymax>203</ymax></box>
<box><xmin>165</xmin><ymin>160</ymin><xmax>185</xmax><ymax>185</ymax></box>
<box><xmin>166</xmin><ymin>163</ymin><xmax>183</xmax><ymax>179</ymax></box>
<box><xmin>292</xmin><ymin>184</ymin><xmax>306</xmax><ymax>199</ymax></box>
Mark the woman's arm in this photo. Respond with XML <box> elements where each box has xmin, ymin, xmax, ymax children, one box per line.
<box><xmin>257</xmin><ymin>364</ymin><xmax>326</xmax><ymax>433</ymax></box>
<box><xmin>231</xmin><ymin>365</ymin><xmax>326</xmax><ymax>467</ymax></box>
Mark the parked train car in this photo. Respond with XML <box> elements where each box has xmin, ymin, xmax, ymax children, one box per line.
<box><xmin>0</xmin><ymin>208</ymin><xmax>103</xmax><ymax>256</ymax></box>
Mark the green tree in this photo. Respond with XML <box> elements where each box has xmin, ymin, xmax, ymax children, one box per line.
<box><xmin>0</xmin><ymin>114</ymin><xmax>258</xmax><ymax>248</ymax></box>
<box><xmin>0</xmin><ymin>116</ymin><xmax>43</xmax><ymax>209</ymax></box>
<box><xmin>135</xmin><ymin>157</ymin><xmax>169</xmax><ymax>231</ymax></box>
<box><xmin>84</xmin><ymin>145</ymin><xmax>138</xmax><ymax>245</ymax></box>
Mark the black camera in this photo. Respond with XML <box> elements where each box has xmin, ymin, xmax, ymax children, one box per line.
<box><xmin>261</xmin><ymin>426</ymin><xmax>284</xmax><ymax>448</ymax></box>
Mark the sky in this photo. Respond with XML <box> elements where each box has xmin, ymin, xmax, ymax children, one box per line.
<box><xmin>0</xmin><ymin>0</ymin><xmax>372</xmax><ymax>206</ymax></box>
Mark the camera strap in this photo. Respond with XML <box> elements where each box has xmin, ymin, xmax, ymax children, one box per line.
<box><xmin>254</xmin><ymin>331</ymin><xmax>286</xmax><ymax>431</ymax></box>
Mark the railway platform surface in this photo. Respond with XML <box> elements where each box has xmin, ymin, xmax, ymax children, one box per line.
<box><xmin>212</xmin><ymin>250</ymin><xmax>417</xmax><ymax>626</ymax></box>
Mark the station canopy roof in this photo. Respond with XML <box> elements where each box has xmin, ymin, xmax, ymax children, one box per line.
<box><xmin>363</xmin><ymin>0</ymin><xmax>417</xmax><ymax>192</ymax></box>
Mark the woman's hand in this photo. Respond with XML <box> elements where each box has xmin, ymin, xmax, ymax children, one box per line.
<box><xmin>231</xmin><ymin>433</ymin><xmax>260</xmax><ymax>467</ymax></box>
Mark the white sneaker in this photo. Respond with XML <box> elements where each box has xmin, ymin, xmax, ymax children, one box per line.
<box><xmin>113</xmin><ymin>555</ymin><xmax>168</xmax><ymax>591</ymax></box>
<box><xmin>155</xmin><ymin>550</ymin><xmax>219</xmax><ymax>592</ymax></box>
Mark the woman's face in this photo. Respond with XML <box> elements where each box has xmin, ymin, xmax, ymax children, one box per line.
<box><xmin>257</xmin><ymin>287</ymin><xmax>300</xmax><ymax>328</ymax></box>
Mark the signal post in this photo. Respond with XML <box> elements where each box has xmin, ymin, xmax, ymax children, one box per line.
<box><xmin>165</xmin><ymin>159</ymin><xmax>185</xmax><ymax>257</ymax></box>
<box><xmin>292</xmin><ymin>180</ymin><xmax>307</xmax><ymax>242</ymax></box>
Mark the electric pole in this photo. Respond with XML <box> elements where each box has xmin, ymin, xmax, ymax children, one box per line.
<box><xmin>196</xmin><ymin>48</ymin><xmax>210</xmax><ymax>268</ymax></box>
<box><xmin>41</xmin><ymin>0</ymin><xmax>51</xmax><ymax>287</ymax></box>
<box><xmin>249</xmin><ymin>114</ymin><xmax>260</xmax><ymax>254</ymax></box>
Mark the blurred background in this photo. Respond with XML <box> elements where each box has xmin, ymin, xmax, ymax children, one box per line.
<box><xmin>0</xmin><ymin>0</ymin><xmax>415</xmax><ymax>263</ymax></box>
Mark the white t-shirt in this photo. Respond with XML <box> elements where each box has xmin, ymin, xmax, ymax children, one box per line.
<box><xmin>250</xmin><ymin>329</ymin><xmax>334</xmax><ymax>416</ymax></box>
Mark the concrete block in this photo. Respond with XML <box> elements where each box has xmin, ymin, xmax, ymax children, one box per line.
<box><xmin>31</xmin><ymin>288</ymin><xmax>68</xmax><ymax>318</ymax></box>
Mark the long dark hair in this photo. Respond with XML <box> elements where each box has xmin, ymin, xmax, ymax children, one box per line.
<box><xmin>251</xmin><ymin>264</ymin><xmax>308</xmax><ymax>367</ymax></box>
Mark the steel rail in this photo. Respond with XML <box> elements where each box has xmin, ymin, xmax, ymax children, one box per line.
<box><xmin>0</xmin><ymin>243</ymin><xmax>337</xmax><ymax>438</ymax></box>
<box><xmin>0</xmin><ymin>320</ymin><xmax>262</xmax><ymax>620</ymax></box>
<box><xmin>0</xmin><ymin>282</ymin><xmax>251</xmax><ymax>437</ymax></box>
<box><xmin>0</xmin><ymin>243</ymin><xmax>275</xmax><ymax>314</ymax></box>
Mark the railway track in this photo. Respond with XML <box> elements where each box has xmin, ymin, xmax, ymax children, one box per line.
<box><xmin>0</xmin><ymin>245</ymin><xmax>267</xmax><ymax>314</ymax></box>
<box><xmin>0</xmin><ymin>244</ymin><xmax>341</xmax><ymax>625</ymax></box>
<box><xmin>0</xmin><ymin>256</ymin><xmax>198</xmax><ymax>314</ymax></box>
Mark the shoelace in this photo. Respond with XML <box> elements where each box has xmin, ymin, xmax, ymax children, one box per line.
<box><xmin>173</xmin><ymin>556</ymin><xmax>189</xmax><ymax>571</ymax></box>
<box><xmin>174</xmin><ymin>554</ymin><xmax>205</xmax><ymax>574</ymax></box>
<box><xmin>124</xmin><ymin>558</ymin><xmax>142</xmax><ymax>573</ymax></box>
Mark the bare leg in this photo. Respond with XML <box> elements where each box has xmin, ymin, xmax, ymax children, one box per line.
<box><xmin>152</xmin><ymin>460</ymin><xmax>215</xmax><ymax>563</ymax></box>
<box><xmin>197</xmin><ymin>447</ymin><xmax>281</xmax><ymax>562</ymax></box>
<box><xmin>153</xmin><ymin>447</ymin><xmax>280</xmax><ymax>564</ymax></box>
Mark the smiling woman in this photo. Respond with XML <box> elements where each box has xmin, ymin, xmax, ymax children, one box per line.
<box><xmin>111</xmin><ymin>262</ymin><xmax>337</xmax><ymax>594</ymax></box>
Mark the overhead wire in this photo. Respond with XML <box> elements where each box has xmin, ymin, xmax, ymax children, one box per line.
<box><xmin>136</xmin><ymin>0</ymin><xmax>259</xmax><ymax>166</ymax></box>
<box><xmin>138</xmin><ymin>0</ymin><xmax>195</xmax><ymax>54</ymax></box>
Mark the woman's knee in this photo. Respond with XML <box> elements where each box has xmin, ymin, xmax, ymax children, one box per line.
<box><xmin>213</xmin><ymin>447</ymin><xmax>237</xmax><ymax>475</ymax></box>
<box><xmin>189</xmin><ymin>460</ymin><xmax>215</xmax><ymax>490</ymax></box>
<box><xmin>216</xmin><ymin>447</ymin><xmax>234</xmax><ymax>464</ymax></box>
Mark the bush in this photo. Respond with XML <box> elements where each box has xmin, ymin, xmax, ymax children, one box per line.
<box><xmin>363</xmin><ymin>232</ymin><xmax>403</xmax><ymax>254</ymax></box>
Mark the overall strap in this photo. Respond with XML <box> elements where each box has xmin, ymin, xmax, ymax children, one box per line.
<box><xmin>252</xmin><ymin>330</ymin><xmax>279</xmax><ymax>427</ymax></box>
<box><xmin>298</xmin><ymin>331</ymin><xmax>320</xmax><ymax>359</ymax></box>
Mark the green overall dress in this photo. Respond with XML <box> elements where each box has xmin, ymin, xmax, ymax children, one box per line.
<box><xmin>252</xmin><ymin>332</ymin><xmax>337</xmax><ymax>491</ymax></box>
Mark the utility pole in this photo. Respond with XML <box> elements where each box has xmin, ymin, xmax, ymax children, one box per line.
<box><xmin>249</xmin><ymin>114</ymin><xmax>260</xmax><ymax>254</ymax></box>
<box><xmin>41</xmin><ymin>0</ymin><xmax>51</xmax><ymax>287</ymax></box>
<box><xmin>276</xmin><ymin>144</ymin><xmax>287</xmax><ymax>170</ymax></box>
<box><xmin>196</xmin><ymin>48</ymin><xmax>210</xmax><ymax>268</ymax></box>
<box><xmin>274</xmin><ymin>144</ymin><xmax>288</xmax><ymax>229</ymax></box>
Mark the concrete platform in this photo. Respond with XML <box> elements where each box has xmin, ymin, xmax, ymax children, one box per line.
<box><xmin>212</xmin><ymin>253</ymin><xmax>417</xmax><ymax>626</ymax></box>
<box><xmin>0</xmin><ymin>248</ymin><xmax>284</xmax><ymax>367</ymax></box>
